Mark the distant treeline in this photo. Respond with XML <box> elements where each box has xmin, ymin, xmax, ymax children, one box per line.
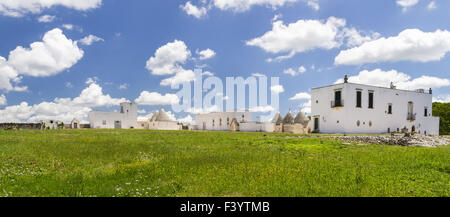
<box><xmin>433</xmin><ymin>102</ymin><xmax>450</xmax><ymax>135</ymax></box>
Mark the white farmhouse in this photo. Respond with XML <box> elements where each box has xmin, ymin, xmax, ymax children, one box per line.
<box><xmin>311</xmin><ymin>77</ymin><xmax>440</xmax><ymax>135</ymax></box>
<box><xmin>89</xmin><ymin>102</ymin><xmax>138</xmax><ymax>129</ymax></box>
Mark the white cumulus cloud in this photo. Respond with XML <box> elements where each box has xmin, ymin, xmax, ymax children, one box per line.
<box><xmin>146</xmin><ymin>40</ymin><xmax>191</xmax><ymax>76</ymax></box>
<box><xmin>0</xmin><ymin>94</ymin><xmax>6</xmax><ymax>106</ymax></box>
<box><xmin>283</xmin><ymin>66</ymin><xmax>306</xmax><ymax>76</ymax></box>
<box><xmin>213</xmin><ymin>0</ymin><xmax>299</xmax><ymax>12</ymax></box>
<box><xmin>252</xmin><ymin>73</ymin><xmax>266</xmax><ymax>77</ymax></box>
<box><xmin>335</xmin><ymin>29</ymin><xmax>450</xmax><ymax>65</ymax></box>
<box><xmin>60</xmin><ymin>82</ymin><xmax>127</xmax><ymax>108</ymax></box>
<box><xmin>160</xmin><ymin>70</ymin><xmax>196</xmax><ymax>87</ymax></box>
<box><xmin>37</xmin><ymin>14</ymin><xmax>55</xmax><ymax>23</ymax></box>
<box><xmin>289</xmin><ymin>92</ymin><xmax>311</xmax><ymax>113</ymax></box>
<box><xmin>79</xmin><ymin>35</ymin><xmax>104</xmax><ymax>46</ymax></box>
<box><xmin>247</xmin><ymin>17</ymin><xmax>346</xmax><ymax>60</ymax></box>
<box><xmin>135</xmin><ymin>91</ymin><xmax>180</xmax><ymax>106</ymax></box>
<box><xmin>0</xmin><ymin>56</ymin><xmax>25</xmax><ymax>91</ymax></box>
<box><xmin>146</xmin><ymin>40</ymin><xmax>198</xmax><ymax>86</ymax></box>
<box><xmin>433</xmin><ymin>94</ymin><xmax>450</xmax><ymax>103</ymax></box>
<box><xmin>335</xmin><ymin>69</ymin><xmax>450</xmax><ymax>91</ymax></box>
<box><xmin>181</xmin><ymin>1</ymin><xmax>208</xmax><ymax>19</ymax></box>
<box><xmin>187</xmin><ymin>105</ymin><xmax>220</xmax><ymax>114</ymax></box>
<box><xmin>341</xmin><ymin>27</ymin><xmax>380</xmax><ymax>47</ymax></box>
<box><xmin>306</xmin><ymin>0</ymin><xmax>319</xmax><ymax>10</ymax></box>
<box><xmin>196</xmin><ymin>48</ymin><xmax>216</xmax><ymax>60</ymax></box>
<box><xmin>396</xmin><ymin>0</ymin><xmax>419</xmax><ymax>11</ymax></box>
<box><xmin>427</xmin><ymin>1</ymin><xmax>436</xmax><ymax>10</ymax></box>
<box><xmin>7</xmin><ymin>28</ymin><xmax>84</xmax><ymax>77</ymax></box>
<box><xmin>0</xmin><ymin>80</ymin><xmax>127</xmax><ymax>123</ymax></box>
<box><xmin>118</xmin><ymin>83</ymin><xmax>128</xmax><ymax>90</ymax></box>
<box><xmin>180</xmin><ymin>0</ymin><xmax>319</xmax><ymax>17</ymax></box>
<box><xmin>250</xmin><ymin>105</ymin><xmax>275</xmax><ymax>113</ymax></box>
<box><xmin>247</xmin><ymin>17</ymin><xmax>377</xmax><ymax>61</ymax></box>
<box><xmin>177</xmin><ymin>115</ymin><xmax>194</xmax><ymax>124</ymax></box>
<box><xmin>271</xmin><ymin>85</ymin><xmax>285</xmax><ymax>93</ymax></box>
<box><xmin>0</xmin><ymin>0</ymin><xmax>102</xmax><ymax>17</ymax></box>
<box><xmin>289</xmin><ymin>92</ymin><xmax>311</xmax><ymax>100</ymax></box>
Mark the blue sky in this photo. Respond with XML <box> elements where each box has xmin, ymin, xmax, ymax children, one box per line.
<box><xmin>0</xmin><ymin>0</ymin><xmax>449</xmax><ymax>123</ymax></box>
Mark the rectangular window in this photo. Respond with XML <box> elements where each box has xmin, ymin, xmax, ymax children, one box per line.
<box><xmin>424</xmin><ymin>107</ymin><xmax>428</xmax><ymax>117</ymax></box>
<box><xmin>334</xmin><ymin>90</ymin><xmax>342</xmax><ymax>107</ymax></box>
<box><xmin>388</xmin><ymin>104</ymin><xmax>392</xmax><ymax>114</ymax></box>
<box><xmin>102</xmin><ymin>120</ymin><xmax>107</xmax><ymax>125</ymax></box>
<box><xmin>368</xmin><ymin>92</ymin><xmax>374</xmax><ymax>109</ymax></box>
<box><xmin>356</xmin><ymin>91</ymin><xmax>362</xmax><ymax>108</ymax></box>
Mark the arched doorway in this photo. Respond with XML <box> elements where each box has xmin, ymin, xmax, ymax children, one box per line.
<box><xmin>230</xmin><ymin>119</ymin><xmax>239</xmax><ymax>132</ymax></box>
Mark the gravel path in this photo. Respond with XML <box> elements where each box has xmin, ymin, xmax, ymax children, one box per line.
<box><xmin>274</xmin><ymin>135</ymin><xmax>450</xmax><ymax>147</ymax></box>
<box><xmin>332</xmin><ymin>135</ymin><xmax>450</xmax><ymax>147</ymax></box>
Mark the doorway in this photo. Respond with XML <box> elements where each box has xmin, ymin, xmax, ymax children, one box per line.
<box><xmin>114</xmin><ymin>121</ymin><xmax>122</xmax><ymax>129</ymax></box>
<box><xmin>314</xmin><ymin>117</ymin><xmax>319</xmax><ymax>132</ymax></box>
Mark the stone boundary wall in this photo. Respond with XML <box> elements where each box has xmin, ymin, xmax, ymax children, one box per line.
<box><xmin>79</xmin><ymin>124</ymin><xmax>91</xmax><ymax>129</ymax></box>
<box><xmin>0</xmin><ymin>123</ymin><xmax>42</xmax><ymax>130</ymax></box>
<box><xmin>283</xmin><ymin>124</ymin><xmax>308</xmax><ymax>134</ymax></box>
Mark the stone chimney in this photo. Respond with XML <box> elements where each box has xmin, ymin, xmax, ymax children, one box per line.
<box><xmin>390</xmin><ymin>82</ymin><xmax>396</xmax><ymax>89</ymax></box>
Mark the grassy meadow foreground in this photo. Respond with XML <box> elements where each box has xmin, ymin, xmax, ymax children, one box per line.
<box><xmin>0</xmin><ymin>130</ymin><xmax>449</xmax><ymax>197</ymax></box>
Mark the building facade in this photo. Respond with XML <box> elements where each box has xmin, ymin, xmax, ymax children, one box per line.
<box><xmin>70</xmin><ymin>119</ymin><xmax>80</xmax><ymax>129</ymax></box>
<box><xmin>311</xmin><ymin>80</ymin><xmax>440</xmax><ymax>135</ymax></box>
<box><xmin>193</xmin><ymin>111</ymin><xmax>264</xmax><ymax>131</ymax></box>
<box><xmin>194</xmin><ymin>111</ymin><xmax>252</xmax><ymax>131</ymax></box>
<box><xmin>89</xmin><ymin>102</ymin><xmax>138</xmax><ymax>129</ymax></box>
<box><xmin>192</xmin><ymin>111</ymin><xmax>309</xmax><ymax>133</ymax></box>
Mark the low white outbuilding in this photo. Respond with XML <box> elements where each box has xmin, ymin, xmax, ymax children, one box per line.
<box><xmin>71</xmin><ymin>119</ymin><xmax>80</xmax><ymax>129</ymax></box>
<box><xmin>194</xmin><ymin>111</ymin><xmax>281</xmax><ymax>132</ymax></box>
<box><xmin>194</xmin><ymin>111</ymin><xmax>253</xmax><ymax>131</ymax></box>
<box><xmin>89</xmin><ymin>102</ymin><xmax>138</xmax><ymax>129</ymax></box>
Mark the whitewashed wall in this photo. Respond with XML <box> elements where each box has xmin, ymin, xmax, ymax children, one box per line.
<box><xmin>148</xmin><ymin>121</ymin><xmax>181</xmax><ymax>130</ymax></box>
<box><xmin>240</xmin><ymin>122</ymin><xmax>275</xmax><ymax>132</ymax></box>
<box><xmin>311</xmin><ymin>83</ymin><xmax>440</xmax><ymax>135</ymax></box>
<box><xmin>194</xmin><ymin>111</ymin><xmax>252</xmax><ymax>131</ymax></box>
<box><xmin>89</xmin><ymin>102</ymin><xmax>138</xmax><ymax>129</ymax></box>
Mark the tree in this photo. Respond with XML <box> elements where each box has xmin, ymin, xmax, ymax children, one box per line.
<box><xmin>433</xmin><ymin>102</ymin><xmax>450</xmax><ymax>135</ymax></box>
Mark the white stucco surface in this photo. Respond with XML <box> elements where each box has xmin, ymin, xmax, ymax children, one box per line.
<box><xmin>194</xmin><ymin>111</ymin><xmax>252</xmax><ymax>131</ymax></box>
<box><xmin>89</xmin><ymin>102</ymin><xmax>138</xmax><ymax>129</ymax></box>
<box><xmin>311</xmin><ymin>83</ymin><xmax>440</xmax><ymax>135</ymax></box>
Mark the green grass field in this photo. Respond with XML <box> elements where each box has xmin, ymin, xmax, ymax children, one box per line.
<box><xmin>0</xmin><ymin>130</ymin><xmax>449</xmax><ymax>197</ymax></box>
